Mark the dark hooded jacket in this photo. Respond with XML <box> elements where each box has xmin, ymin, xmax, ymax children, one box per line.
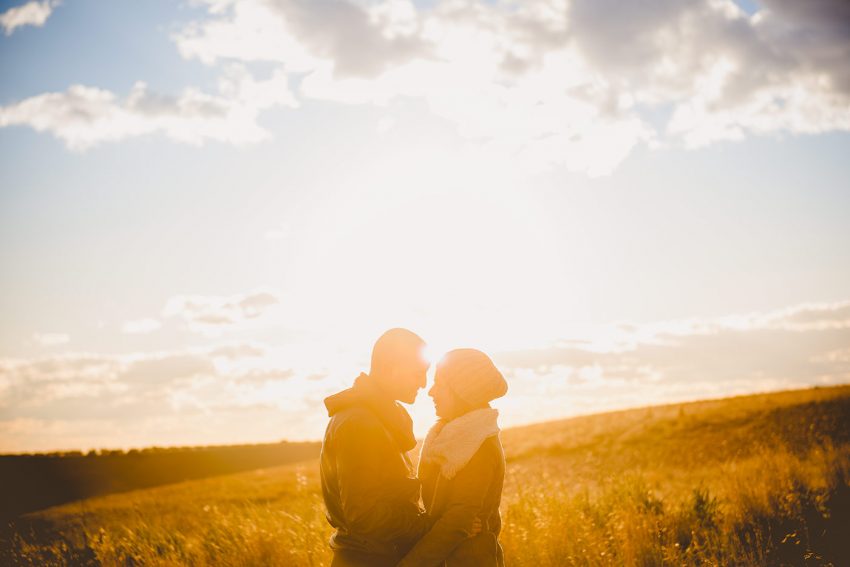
<box><xmin>320</xmin><ymin>374</ymin><xmax>429</xmax><ymax>566</ymax></box>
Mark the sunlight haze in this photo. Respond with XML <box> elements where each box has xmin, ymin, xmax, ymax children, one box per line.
<box><xmin>1</xmin><ymin>0</ymin><xmax>849</xmax><ymax>453</ymax></box>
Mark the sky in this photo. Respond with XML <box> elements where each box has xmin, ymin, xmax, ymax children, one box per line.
<box><xmin>1</xmin><ymin>0</ymin><xmax>849</xmax><ymax>453</ymax></box>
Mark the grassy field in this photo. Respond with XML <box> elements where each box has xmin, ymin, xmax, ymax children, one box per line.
<box><xmin>4</xmin><ymin>385</ymin><xmax>849</xmax><ymax>566</ymax></box>
<box><xmin>0</xmin><ymin>441</ymin><xmax>321</xmax><ymax>519</ymax></box>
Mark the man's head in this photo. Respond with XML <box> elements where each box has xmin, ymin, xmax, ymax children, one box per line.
<box><xmin>369</xmin><ymin>328</ymin><xmax>429</xmax><ymax>404</ymax></box>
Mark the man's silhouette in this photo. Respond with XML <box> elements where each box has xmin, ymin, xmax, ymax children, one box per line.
<box><xmin>321</xmin><ymin>328</ymin><xmax>430</xmax><ymax>567</ymax></box>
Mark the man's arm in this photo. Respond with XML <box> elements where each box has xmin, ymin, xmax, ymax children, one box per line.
<box><xmin>335</xmin><ymin>413</ymin><xmax>428</xmax><ymax>547</ymax></box>
<box><xmin>397</xmin><ymin>447</ymin><xmax>495</xmax><ymax>567</ymax></box>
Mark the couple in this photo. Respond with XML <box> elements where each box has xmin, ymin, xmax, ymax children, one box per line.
<box><xmin>320</xmin><ymin>328</ymin><xmax>508</xmax><ymax>567</ymax></box>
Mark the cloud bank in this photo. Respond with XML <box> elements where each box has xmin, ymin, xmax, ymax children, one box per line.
<box><xmin>2</xmin><ymin>299</ymin><xmax>849</xmax><ymax>452</ymax></box>
<box><xmin>0</xmin><ymin>68</ymin><xmax>297</xmax><ymax>150</ymax></box>
<box><xmin>162</xmin><ymin>288</ymin><xmax>281</xmax><ymax>334</ymax></box>
<box><xmin>493</xmin><ymin>300</ymin><xmax>850</xmax><ymax>425</ymax></box>
<box><xmin>2</xmin><ymin>0</ymin><xmax>849</xmax><ymax>174</ymax></box>
<box><xmin>169</xmin><ymin>0</ymin><xmax>850</xmax><ymax>173</ymax></box>
<box><xmin>0</xmin><ymin>340</ymin><xmax>331</xmax><ymax>452</ymax></box>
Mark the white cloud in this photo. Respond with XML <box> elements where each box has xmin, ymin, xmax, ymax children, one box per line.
<box><xmin>174</xmin><ymin>0</ymin><xmax>430</xmax><ymax>76</ymax></box>
<box><xmin>4</xmin><ymin>0</ymin><xmax>848</xmax><ymax>173</ymax></box>
<box><xmin>0</xmin><ymin>66</ymin><xmax>297</xmax><ymax>150</ymax></box>
<box><xmin>122</xmin><ymin>318</ymin><xmax>162</xmax><ymax>335</ymax></box>
<box><xmin>31</xmin><ymin>332</ymin><xmax>69</xmax><ymax>347</ymax></box>
<box><xmin>496</xmin><ymin>299</ymin><xmax>850</xmax><ymax>386</ymax></box>
<box><xmin>169</xmin><ymin>0</ymin><xmax>850</xmax><ymax>175</ymax></box>
<box><xmin>210</xmin><ymin>342</ymin><xmax>267</xmax><ymax>359</ymax></box>
<box><xmin>0</xmin><ymin>0</ymin><xmax>58</xmax><ymax>36</ymax></box>
<box><xmin>0</xmin><ymin>342</ymin><xmax>334</xmax><ymax>451</ymax></box>
<box><xmin>489</xmin><ymin>299</ymin><xmax>850</xmax><ymax>426</ymax></box>
<box><xmin>121</xmin><ymin>352</ymin><xmax>215</xmax><ymax>385</ymax></box>
<box><xmin>162</xmin><ymin>288</ymin><xmax>281</xmax><ymax>334</ymax></box>
<box><xmin>0</xmin><ymin>344</ymin><xmax>304</xmax><ymax>416</ymax></box>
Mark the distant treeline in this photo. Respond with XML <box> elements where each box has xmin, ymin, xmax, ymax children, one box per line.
<box><xmin>0</xmin><ymin>440</ymin><xmax>320</xmax><ymax>519</ymax></box>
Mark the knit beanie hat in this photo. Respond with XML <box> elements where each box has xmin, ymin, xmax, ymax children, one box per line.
<box><xmin>440</xmin><ymin>349</ymin><xmax>508</xmax><ymax>407</ymax></box>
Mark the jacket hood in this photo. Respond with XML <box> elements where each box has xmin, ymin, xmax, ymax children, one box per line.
<box><xmin>324</xmin><ymin>373</ymin><xmax>417</xmax><ymax>452</ymax></box>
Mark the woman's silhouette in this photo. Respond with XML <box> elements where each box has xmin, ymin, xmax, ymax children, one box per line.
<box><xmin>399</xmin><ymin>348</ymin><xmax>508</xmax><ymax>567</ymax></box>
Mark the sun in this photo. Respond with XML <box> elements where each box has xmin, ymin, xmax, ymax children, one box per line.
<box><xmin>421</xmin><ymin>343</ymin><xmax>447</xmax><ymax>367</ymax></box>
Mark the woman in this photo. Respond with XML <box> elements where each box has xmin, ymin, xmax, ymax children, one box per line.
<box><xmin>398</xmin><ymin>348</ymin><xmax>508</xmax><ymax>567</ymax></box>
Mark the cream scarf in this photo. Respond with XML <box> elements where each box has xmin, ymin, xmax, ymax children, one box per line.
<box><xmin>419</xmin><ymin>408</ymin><xmax>500</xmax><ymax>480</ymax></box>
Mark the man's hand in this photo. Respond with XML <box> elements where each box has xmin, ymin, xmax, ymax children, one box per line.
<box><xmin>469</xmin><ymin>517</ymin><xmax>483</xmax><ymax>537</ymax></box>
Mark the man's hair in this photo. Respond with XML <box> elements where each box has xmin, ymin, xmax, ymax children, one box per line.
<box><xmin>370</xmin><ymin>328</ymin><xmax>426</xmax><ymax>376</ymax></box>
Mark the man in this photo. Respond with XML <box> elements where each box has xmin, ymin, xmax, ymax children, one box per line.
<box><xmin>320</xmin><ymin>328</ymin><xmax>431</xmax><ymax>567</ymax></box>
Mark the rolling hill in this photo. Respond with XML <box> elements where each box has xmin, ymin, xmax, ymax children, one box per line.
<box><xmin>3</xmin><ymin>385</ymin><xmax>849</xmax><ymax>566</ymax></box>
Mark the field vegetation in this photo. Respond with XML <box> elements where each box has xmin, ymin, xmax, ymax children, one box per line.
<box><xmin>3</xmin><ymin>385</ymin><xmax>849</xmax><ymax>566</ymax></box>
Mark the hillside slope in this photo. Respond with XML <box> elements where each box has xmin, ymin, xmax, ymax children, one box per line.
<box><xmin>0</xmin><ymin>441</ymin><xmax>321</xmax><ymax>520</ymax></box>
<box><xmin>4</xmin><ymin>385</ymin><xmax>850</xmax><ymax>566</ymax></box>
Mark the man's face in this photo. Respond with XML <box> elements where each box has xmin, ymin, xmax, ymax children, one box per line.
<box><xmin>391</xmin><ymin>354</ymin><xmax>429</xmax><ymax>404</ymax></box>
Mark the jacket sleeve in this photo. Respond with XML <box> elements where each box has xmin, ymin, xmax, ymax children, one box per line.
<box><xmin>335</xmin><ymin>412</ymin><xmax>428</xmax><ymax>549</ymax></box>
<box><xmin>397</xmin><ymin>446</ymin><xmax>496</xmax><ymax>567</ymax></box>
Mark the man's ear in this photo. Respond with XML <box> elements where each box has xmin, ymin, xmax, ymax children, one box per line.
<box><xmin>383</xmin><ymin>368</ymin><xmax>400</xmax><ymax>395</ymax></box>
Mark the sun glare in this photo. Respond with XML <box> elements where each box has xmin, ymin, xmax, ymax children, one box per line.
<box><xmin>421</xmin><ymin>343</ymin><xmax>446</xmax><ymax>366</ymax></box>
<box><xmin>282</xmin><ymin>147</ymin><xmax>577</xmax><ymax>360</ymax></box>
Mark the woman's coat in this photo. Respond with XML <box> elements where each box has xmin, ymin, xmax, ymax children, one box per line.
<box><xmin>398</xmin><ymin>408</ymin><xmax>506</xmax><ymax>567</ymax></box>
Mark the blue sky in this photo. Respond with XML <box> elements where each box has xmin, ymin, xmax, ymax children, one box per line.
<box><xmin>1</xmin><ymin>0</ymin><xmax>849</xmax><ymax>452</ymax></box>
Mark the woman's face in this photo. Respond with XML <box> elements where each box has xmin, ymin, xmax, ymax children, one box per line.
<box><xmin>428</xmin><ymin>368</ymin><xmax>465</xmax><ymax>420</ymax></box>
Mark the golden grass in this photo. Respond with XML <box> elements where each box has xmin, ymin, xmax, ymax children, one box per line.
<box><xmin>5</xmin><ymin>385</ymin><xmax>850</xmax><ymax>566</ymax></box>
